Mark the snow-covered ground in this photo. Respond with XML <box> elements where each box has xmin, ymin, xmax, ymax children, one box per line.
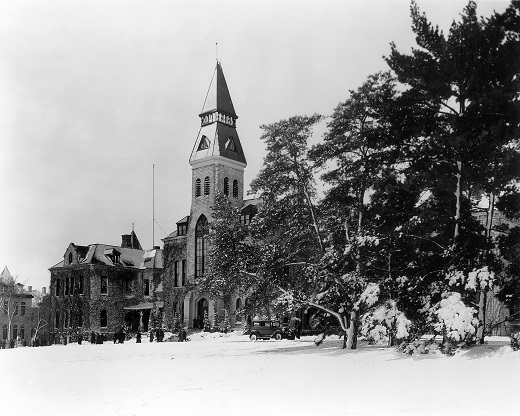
<box><xmin>1</xmin><ymin>332</ymin><xmax>519</xmax><ymax>416</ymax></box>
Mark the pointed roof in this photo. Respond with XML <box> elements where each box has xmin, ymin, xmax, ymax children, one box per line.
<box><xmin>190</xmin><ymin>62</ymin><xmax>246</xmax><ymax>167</ymax></box>
<box><xmin>1</xmin><ymin>266</ymin><xmax>13</xmax><ymax>279</ymax></box>
<box><xmin>200</xmin><ymin>62</ymin><xmax>237</xmax><ymax>118</ymax></box>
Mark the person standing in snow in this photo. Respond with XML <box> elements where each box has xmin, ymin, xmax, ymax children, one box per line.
<box><xmin>149</xmin><ymin>330</ymin><xmax>154</xmax><ymax>343</ymax></box>
<box><xmin>136</xmin><ymin>331</ymin><xmax>141</xmax><ymax>343</ymax></box>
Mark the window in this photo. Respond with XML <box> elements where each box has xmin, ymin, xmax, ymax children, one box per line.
<box><xmin>55</xmin><ymin>311</ymin><xmax>60</xmax><ymax>329</ymax></box>
<box><xmin>21</xmin><ymin>302</ymin><xmax>26</xmax><ymax>316</ymax></box>
<box><xmin>65</xmin><ymin>277</ymin><xmax>70</xmax><ymax>296</ymax></box>
<box><xmin>144</xmin><ymin>279</ymin><xmax>150</xmax><ymax>296</ymax></box>
<box><xmin>68</xmin><ymin>252</ymin><xmax>73</xmax><ymax>264</ymax></box>
<box><xmin>204</xmin><ymin>176</ymin><xmax>210</xmax><ymax>196</ymax></box>
<box><xmin>101</xmin><ymin>276</ymin><xmax>108</xmax><ymax>295</ymax></box>
<box><xmin>78</xmin><ymin>309</ymin><xmax>83</xmax><ymax>328</ymax></box>
<box><xmin>174</xmin><ymin>261</ymin><xmax>179</xmax><ymax>287</ymax></box>
<box><xmin>195</xmin><ymin>179</ymin><xmax>201</xmax><ymax>197</ymax></box>
<box><xmin>56</xmin><ymin>279</ymin><xmax>61</xmax><ymax>297</ymax></box>
<box><xmin>233</xmin><ymin>180</ymin><xmax>238</xmax><ymax>198</ymax></box>
<box><xmin>2</xmin><ymin>324</ymin><xmax>7</xmax><ymax>340</ymax></box>
<box><xmin>13</xmin><ymin>325</ymin><xmax>18</xmax><ymax>339</ymax></box>
<box><xmin>20</xmin><ymin>325</ymin><xmax>25</xmax><ymax>340</ymax></box>
<box><xmin>65</xmin><ymin>310</ymin><xmax>70</xmax><ymax>328</ymax></box>
<box><xmin>177</xmin><ymin>223</ymin><xmax>187</xmax><ymax>236</ymax></box>
<box><xmin>125</xmin><ymin>279</ymin><xmax>132</xmax><ymax>295</ymax></box>
<box><xmin>195</xmin><ymin>215</ymin><xmax>209</xmax><ymax>279</ymax></box>
<box><xmin>224</xmin><ymin>177</ymin><xmax>229</xmax><ymax>196</ymax></box>
<box><xmin>79</xmin><ymin>276</ymin><xmax>84</xmax><ymax>295</ymax></box>
<box><xmin>182</xmin><ymin>260</ymin><xmax>186</xmax><ymax>286</ymax></box>
<box><xmin>240</xmin><ymin>214</ymin><xmax>251</xmax><ymax>225</ymax></box>
<box><xmin>225</xmin><ymin>137</ymin><xmax>236</xmax><ymax>152</ymax></box>
<box><xmin>113</xmin><ymin>252</ymin><xmax>120</xmax><ymax>264</ymax></box>
<box><xmin>14</xmin><ymin>303</ymin><xmax>18</xmax><ymax>316</ymax></box>
<box><xmin>3</xmin><ymin>301</ymin><xmax>7</xmax><ymax>314</ymax></box>
<box><xmin>100</xmin><ymin>310</ymin><xmax>107</xmax><ymax>328</ymax></box>
<box><xmin>197</xmin><ymin>135</ymin><xmax>209</xmax><ymax>151</ymax></box>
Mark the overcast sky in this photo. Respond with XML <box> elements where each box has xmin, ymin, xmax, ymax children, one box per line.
<box><xmin>0</xmin><ymin>0</ymin><xmax>509</xmax><ymax>290</ymax></box>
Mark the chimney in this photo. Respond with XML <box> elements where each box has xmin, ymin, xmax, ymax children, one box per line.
<box><xmin>121</xmin><ymin>234</ymin><xmax>132</xmax><ymax>248</ymax></box>
<box><xmin>28</xmin><ymin>286</ymin><xmax>32</xmax><ymax>292</ymax></box>
<box><xmin>42</xmin><ymin>287</ymin><xmax>46</xmax><ymax>295</ymax></box>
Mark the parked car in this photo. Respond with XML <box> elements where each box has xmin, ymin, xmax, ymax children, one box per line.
<box><xmin>245</xmin><ymin>320</ymin><xmax>294</xmax><ymax>341</ymax></box>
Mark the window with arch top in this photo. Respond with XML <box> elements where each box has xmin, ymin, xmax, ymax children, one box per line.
<box><xmin>195</xmin><ymin>215</ymin><xmax>209</xmax><ymax>279</ymax></box>
<box><xmin>204</xmin><ymin>177</ymin><xmax>210</xmax><ymax>196</ymax></box>
<box><xmin>195</xmin><ymin>178</ymin><xmax>201</xmax><ymax>197</ymax></box>
<box><xmin>233</xmin><ymin>180</ymin><xmax>239</xmax><ymax>198</ymax></box>
<box><xmin>224</xmin><ymin>177</ymin><xmax>229</xmax><ymax>196</ymax></box>
<box><xmin>197</xmin><ymin>135</ymin><xmax>209</xmax><ymax>151</ymax></box>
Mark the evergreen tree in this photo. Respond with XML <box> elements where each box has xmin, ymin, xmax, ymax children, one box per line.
<box><xmin>385</xmin><ymin>0</ymin><xmax>520</xmax><ymax>344</ymax></box>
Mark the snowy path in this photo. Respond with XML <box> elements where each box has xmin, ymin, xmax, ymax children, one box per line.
<box><xmin>1</xmin><ymin>333</ymin><xmax>518</xmax><ymax>416</ymax></box>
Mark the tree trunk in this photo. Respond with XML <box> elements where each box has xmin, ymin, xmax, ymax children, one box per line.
<box><xmin>454</xmin><ymin>160</ymin><xmax>462</xmax><ymax>239</ymax></box>
<box><xmin>476</xmin><ymin>192</ymin><xmax>495</xmax><ymax>343</ymax></box>
<box><xmin>345</xmin><ymin>310</ymin><xmax>357</xmax><ymax>350</ymax></box>
<box><xmin>302</xmin><ymin>187</ymin><xmax>324</xmax><ymax>254</ymax></box>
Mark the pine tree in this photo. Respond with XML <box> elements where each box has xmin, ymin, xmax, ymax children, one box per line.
<box><xmin>385</xmin><ymin>0</ymin><xmax>520</xmax><ymax>345</ymax></box>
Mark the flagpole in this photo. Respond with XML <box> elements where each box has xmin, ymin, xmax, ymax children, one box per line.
<box><xmin>153</xmin><ymin>164</ymin><xmax>155</xmax><ymax>248</ymax></box>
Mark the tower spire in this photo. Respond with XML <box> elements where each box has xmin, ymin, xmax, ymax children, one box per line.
<box><xmin>190</xmin><ymin>62</ymin><xmax>246</xmax><ymax>167</ymax></box>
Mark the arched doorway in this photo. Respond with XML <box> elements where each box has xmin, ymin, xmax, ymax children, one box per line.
<box><xmin>195</xmin><ymin>298</ymin><xmax>209</xmax><ymax>329</ymax></box>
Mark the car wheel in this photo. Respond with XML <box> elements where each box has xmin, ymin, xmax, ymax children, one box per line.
<box><xmin>274</xmin><ymin>332</ymin><xmax>282</xmax><ymax>341</ymax></box>
<box><xmin>250</xmin><ymin>333</ymin><xmax>257</xmax><ymax>341</ymax></box>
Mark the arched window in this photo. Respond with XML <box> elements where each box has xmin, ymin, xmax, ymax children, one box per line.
<box><xmin>225</xmin><ymin>137</ymin><xmax>236</xmax><ymax>152</ymax></box>
<box><xmin>197</xmin><ymin>135</ymin><xmax>209</xmax><ymax>151</ymax></box>
<box><xmin>204</xmin><ymin>177</ymin><xmax>210</xmax><ymax>196</ymax></box>
<box><xmin>195</xmin><ymin>179</ymin><xmax>201</xmax><ymax>197</ymax></box>
<box><xmin>224</xmin><ymin>177</ymin><xmax>229</xmax><ymax>196</ymax></box>
<box><xmin>233</xmin><ymin>180</ymin><xmax>239</xmax><ymax>198</ymax></box>
<box><xmin>100</xmin><ymin>310</ymin><xmax>108</xmax><ymax>328</ymax></box>
<box><xmin>195</xmin><ymin>215</ymin><xmax>209</xmax><ymax>279</ymax></box>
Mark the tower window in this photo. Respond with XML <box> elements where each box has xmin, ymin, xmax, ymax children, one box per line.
<box><xmin>225</xmin><ymin>137</ymin><xmax>236</xmax><ymax>152</ymax></box>
<box><xmin>195</xmin><ymin>179</ymin><xmax>201</xmax><ymax>197</ymax></box>
<box><xmin>224</xmin><ymin>177</ymin><xmax>229</xmax><ymax>196</ymax></box>
<box><xmin>195</xmin><ymin>215</ymin><xmax>209</xmax><ymax>279</ymax></box>
<box><xmin>197</xmin><ymin>136</ymin><xmax>209</xmax><ymax>151</ymax></box>
<box><xmin>233</xmin><ymin>180</ymin><xmax>239</xmax><ymax>198</ymax></box>
<box><xmin>101</xmin><ymin>276</ymin><xmax>108</xmax><ymax>295</ymax></box>
<box><xmin>100</xmin><ymin>310</ymin><xmax>108</xmax><ymax>328</ymax></box>
<box><xmin>204</xmin><ymin>177</ymin><xmax>210</xmax><ymax>196</ymax></box>
<box><xmin>174</xmin><ymin>261</ymin><xmax>179</xmax><ymax>287</ymax></box>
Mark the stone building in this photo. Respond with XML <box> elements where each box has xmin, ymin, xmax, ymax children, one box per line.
<box><xmin>48</xmin><ymin>231</ymin><xmax>163</xmax><ymax>341</ymax></box>
<box><xmin>1</xmin><ymin>266</ymin><xmax>34</xmax><ymax>347</ymax></box>
<box><xmin>163</xmin><ymin>61</ymin><xmax>258</xmax><ymax>328</ymax></box>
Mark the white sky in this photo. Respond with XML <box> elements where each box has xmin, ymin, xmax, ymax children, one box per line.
<box><xmin>0</xmin><ymin>0</ymin><xmax>509</xmax><ymax>290</ymax></box>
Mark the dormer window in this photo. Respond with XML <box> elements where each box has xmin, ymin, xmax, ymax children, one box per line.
<box><xmin>197</xmin><ymin>136</ymin><xmax>210</xmax><ymax>151</ymax></box>
<box><xmin>104</xmin><ymin>248</ymin><xmax>121</xmax><ymax>265</ymax></box>
<box><xmin>177</xmin><ymin>224</ymin><xmax>187</xmax><ymax>236</ymax></box>
<box><xmin>225</xmin><ymin>137</ymin><xmax>236</xmax><ymax>152</ymax></box>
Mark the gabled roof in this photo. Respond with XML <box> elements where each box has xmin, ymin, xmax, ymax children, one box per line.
<box><xmin>200</xmin><ymin>62</ymin><xmax>237</xmax><ymax>118</ymax></box>
<box><xmin>1</xmin><ymin>266</ymin><xmax>13</xmax><ymax>279</ymax></box>
<box><xmin>50</xmin><ymin>245</ymin><xmax>163</xmax><ymax>270</ymax></box>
